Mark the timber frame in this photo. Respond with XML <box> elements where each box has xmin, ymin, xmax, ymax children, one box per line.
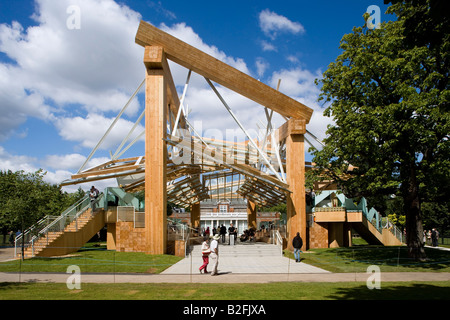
<box><xmin>61</xmin><ymin>21</ymin><xmax>314</xmax><ymax>254</ymax></box>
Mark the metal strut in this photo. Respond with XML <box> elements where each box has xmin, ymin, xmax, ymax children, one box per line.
<box><xmin>77</xmin><ymin>78</ymin><xmax>145</xmax><ymax>173</ymax></box>
<box><xmin>204</xmin><ymin>77</ymin><xmax>284</xmax><ymax>182</ymax></box>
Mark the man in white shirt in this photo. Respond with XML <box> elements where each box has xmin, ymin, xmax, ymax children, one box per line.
<box><xmin>209</xmin><ymin>234</ymin><xmax>220</xmax><ymax>276</ymax></box>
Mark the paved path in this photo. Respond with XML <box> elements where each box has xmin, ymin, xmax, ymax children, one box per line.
<box><xmin>162</xmin><ymin>243</ymin><xmax>329</xmax><ymax>274</ymax></box>
<box><xmin>1</xmin><ymin>244</ymin><xmax>449</xmax><ymax>284</ymax></box>
<box><xmin>1</xmin><ymin>271</ymin><xmax>449</xmax><ymax>284</ymax></box>
<box><xmin>0</xmin><ymin>246</ymin><xmax>15</xmax><ymax>262</ymax></box>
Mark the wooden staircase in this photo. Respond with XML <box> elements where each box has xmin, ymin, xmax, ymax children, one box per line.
<box><xmin>20</xmin><ymin>209</ymin><xmax>106</xmax><ymax>259</ymax></box>
<box><xmin>352</xmin><ymin>213</ymin><xmax>403</xmax><ymax>246</ymax></box>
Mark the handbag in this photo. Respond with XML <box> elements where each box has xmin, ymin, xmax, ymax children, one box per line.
<box><xmin>201</xmin><ymin>242</ymin><xmax>211</xmax><ymax>255</ymax></box>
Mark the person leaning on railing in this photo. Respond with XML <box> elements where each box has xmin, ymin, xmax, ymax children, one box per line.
<box><xmin>89</xmin><ymin>186</ymin><xmax>100</xmax><ymax>214</ymax></box>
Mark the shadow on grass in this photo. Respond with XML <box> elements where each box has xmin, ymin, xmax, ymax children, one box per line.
<box><xmin>303</xmin><ymin>246</ymin><xmax>450</xmax><ymax>272</ymax></box>
<box><xmin>335</xmin><ymin>246</ymin><xmax>450</xmax><ymax>271</ymax></box>
<box><xmin>326</xmin><ymin>283</ymin><xmax>450</xmax><ymax>300</ymax></box>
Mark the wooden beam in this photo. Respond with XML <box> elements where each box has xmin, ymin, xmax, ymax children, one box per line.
<box><xmin>285</xmin><ymin>129</ymin><xmax>306</xmax><ymax>250</ymax></box>
<box><xmin>144</xmin><ymin>46</ymin><xmax>187</xmax><ymax>132</ymax></box>
<box><xmin>277</xmin><ymin>118</ymin><xmax>307</xmax><ymax>142</ymax></box>
<box><xmin>145</xmin><ymin>46</ymin><xmax>167</xmax><ymax>255</ymax></box>
<box><xmin>247</xmin><ymin>200</ymin><xmax>257</xmax><ymax>229</ymax></box>
<box><xmin>135</xmin><ymin>21</ymin><xmax>313</xmax><ymax>122</ymax></box>
<box><xmin>190</xmin><ymin>203</ymin><xmax>200</xmax><ymax>228</ymax></box>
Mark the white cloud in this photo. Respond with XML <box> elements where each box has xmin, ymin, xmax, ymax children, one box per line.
<box><xmin>54</xmin><ymin>113</ymin><xmax>145</xmax><ymax>150</ymax></box>
<box><xmin>255</xmin><ymin>57</ymin><xmax>269</xmax><ymax>79</ymax></box>
<box><xmin>268</xmin><ymin>67</ymin><xmax>332</xmax><ymax>144</ymax></box>
<box><xmin>43</xmin><ymin>153</ymin><xmax>87</xmax><ymax>170</ymax></box>
<box><xmin>0</xmin><ymin>146</ymin><xmax>38</xmax><ymax>173</ymax></box>
<box><xmin>147</xmin><ymin>1</ymin><xmax>176</xmax><ymax>20</ymax></box>
<box><xmin>0</xmin><ymin>145</ymin><xmax>115</xmax><ymax>193</ymax></box>
<box><xmin>0</xmin><ymin>0</ymin><xmax>144</xmax><ymax>141</ymax></box>
<box><xmin>260</xmin><ymin>40</ymin><xmax>277</xmax><ymax>52</ymax></box>
<box><xmin>160</xmin><ymin>22</ymin><xmax>252</xmax><ymax>79</ymax></box>
<box><xmin>286</xmin><ymin>55</ymin><xmax>300</xmax><ymax>64</ymax></box>
<box><xmin>0</xmin><ymin>0</ymin><xmax>330</xmax><ymax>191</ymax></box>
<box><xmin>259</xmin><ymin>9</ymin><xmax>305</xmax><ymax>40</ymax></box>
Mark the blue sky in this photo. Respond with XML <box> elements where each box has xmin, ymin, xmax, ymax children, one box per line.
<box><xmin>0</xmin><ymin>0</ymin><xmax>392</xmax><ymax>192</ymax></box>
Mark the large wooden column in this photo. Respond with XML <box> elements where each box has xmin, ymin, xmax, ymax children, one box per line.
<box><xmin>283</xmin><ymin>119</ymin><xmax>307</xmax><ymax>250</ymax></box>
<box><xmin>247</xmin><ymin>200</ymin><xmax>257</xmax><ymax>229</ymax></box>
<box><xmin>144</xmin><ymin>46</ymin><xmax>167</xmax><ymax>254</ymax></box>
<box><xmin>191</xmin><ymin>203</ymin><xmax>200</xmax><ymax>229</ymax></box>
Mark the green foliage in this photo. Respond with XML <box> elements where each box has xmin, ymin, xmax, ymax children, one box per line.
<box><xmin>259</xmin><ymin>203</ymin><xmax>286</xmax><ymax>214</ymax></box>
<box><xmin>310</xmin><ymin>1</ymin><xmax>449</xmax><ymax>259</ymax></box>
<box><xmin>0</xmin><ymin>169</ymin><xmax>81</xmax><ymax>233</ymax></box>
<box><xmin>422</xmin><ymin>201</ymin><xmax>450</xmax><ymax>235</ymax></box>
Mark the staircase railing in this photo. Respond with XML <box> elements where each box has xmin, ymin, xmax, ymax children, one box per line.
<box><xmin>167</xmin><ymin>218</ymin><xmax>198</xmax><ymax>257</ymax></box>
<box><xmin>271</xmin><ymin>229</ymin><xmax>283</xmax><ymax>256</ymax></box>
<box><xmin>381</xmin><ymin>217</ymin><xmax>404</xmax><ymax>243</ymax></box>
<box><xmin>15</xmin><ymin>193</ymin><xmax>104</xmax><ymax>258</ymax></box>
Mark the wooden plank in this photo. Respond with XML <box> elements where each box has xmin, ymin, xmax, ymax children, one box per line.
<box><xmin>60</xmin><ymin>168</ymin><xmax>145</xmax><ymax>186</ymax></box>
<box><xmin>135</xmin><ymin>21</ymin><xmax>313</xmax><ymax>122</ymax></box>
<box><xmin>71</xmin><ymin>164</ymin><xmax>141</xmax><ymax>179</ymax></box>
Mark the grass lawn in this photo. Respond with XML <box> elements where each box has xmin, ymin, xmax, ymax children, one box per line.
<box><xmin>1</xmin><ymin>242</ymin><xmax>449</xmax><ymax>301</ymax></box>
<box><xmin>285</xmin><ymin>245</ymin><xmax>450</xmax><ymax>273</ymax></box>
<box><xmin>2</xmin><ymin>242</ymin><xmax>450</xmax><ymax>274</ymax></box>
<box><xmin>0</xmin><ymin>281</ymin><xmax>449</xmax><ymax>300</ymax></box>
<box><xmin>0</xmin><ymin>243</ymin><xmax>182</xmax><ymax>274</ymax></box>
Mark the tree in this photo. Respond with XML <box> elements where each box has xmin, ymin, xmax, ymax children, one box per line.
<box><xmin>0</xmin><ymin>170</ymin><xmax>83</xmax><ymax>252</ymax></box>
<box><xmin>309</xmin><ymin>1</ymin><xmax>449</xmax><ymax>260</ymax></box>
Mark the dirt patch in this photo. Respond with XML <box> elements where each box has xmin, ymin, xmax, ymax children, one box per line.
<box><xmin>146</xmin><ymin>267</ymin><xmax>158</xmax><ymax>273</ymax></box>
<box><xmin>69</xmin><ymin>290</ymin><xmax>83</xmax><ymax>294</ymax></box>
<box><xmin>126</xmin><ymin>290</ymin><xmax>139</xmax><ymax>295</ymax></box>
<box><xmin>184</xmin><ymin>289</ymin><xmax>197</xmax><ymax>297</ymax></box>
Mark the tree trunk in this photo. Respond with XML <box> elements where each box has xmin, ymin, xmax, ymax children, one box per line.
<box><xmin>403</xmin><ymin>165</ymin><xmax>427</xmax><ymax>261</ymax></box>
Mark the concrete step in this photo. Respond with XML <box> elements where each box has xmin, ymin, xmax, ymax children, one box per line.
<box><xmin>189</xmin><ymin>243</ymin><xmax>281</xmax><ymax>257</ymax></box>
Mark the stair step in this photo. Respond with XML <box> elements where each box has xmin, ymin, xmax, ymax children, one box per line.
<box><xmin>189</xmin><ymin>244</ymin><xmax>282</xmax><ymax>257</ymax></box>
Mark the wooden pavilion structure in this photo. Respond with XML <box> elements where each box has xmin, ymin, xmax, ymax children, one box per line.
<box><xmin>61</xmin><ymin>21</ymin><xmax>314</xmax><ymax>254</ymax></box>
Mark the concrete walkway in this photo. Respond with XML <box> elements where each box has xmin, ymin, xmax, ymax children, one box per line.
<box><xmin>1</xmin><ymin>271</ymin><xmax>449</xmax><ymax>284</ymax></box>
<box><xmin>162</xmin><ymin>243</ymin><xmax>329</xmax><ymax>274</ymax></box>
<box><xmin>1</xmin><ymin>244</ymin><xmax>449</xmax><ymax>284</ymax></box>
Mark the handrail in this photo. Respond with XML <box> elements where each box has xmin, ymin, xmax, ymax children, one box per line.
<box><xmin>382</xmin><ymin>217</ymin><xmax>404</xmax><ymax>243</ymax></box>
<box><xmin>167</xmin><ymin>218</ymin><xmax>196</xmax><ymax>257</ymax></box>
<box><xmin>15</xmin><ymin>193</ymin><xmax>103</xmax><ymax>258</ymax></box>
<box><xmin>272</xmin><ymin>229</ymin><xmax>283</xmax><ymax>256</ymax></box>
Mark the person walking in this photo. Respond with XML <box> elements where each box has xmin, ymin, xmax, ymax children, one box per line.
<box><xmin>199</xmin><ymin>237</ymin><xmax>211</xmax><ymax>274</ymax></box>
<box><xmin>209</xmin><ymin>234</ymin><xmax>220</xmax><ymax>276</ymax></box>
<box><xmin>292</xmin><ymin>232</ymin><xmax>303</xmax><ymax>263</ymax></box>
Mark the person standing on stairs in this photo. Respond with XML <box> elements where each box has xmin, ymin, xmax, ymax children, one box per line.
<box><xmin>90</xmin><ymin>186</ymin><xmax>99</xmax><ymax>215</ymax></box>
